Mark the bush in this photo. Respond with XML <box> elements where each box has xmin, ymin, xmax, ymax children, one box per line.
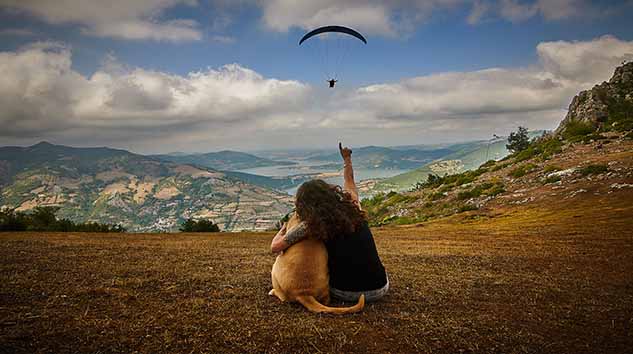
<box><xmin>506</xmin><ymin>126</ymin><xmax>530</xmax><ymax>153</ymax></box>
<box><xmin>508</xmin><ymin>163</ymin><xmax>537</xmax><ymax>178</ymax></box>
<box><xmin>457</xmin><ymin>182</ymin><xmax>503</xmax><ymax>200</ymax></box>
<box><xmin>578</xmin><ymin>164</ymin><xmax>608</xmax><ymax>176</ymax></box>
<box><xmin>562</xmin><ymin>120</ymin><xmax>595</xmax><ymax>140</ymax></box>
<box><xmin>429</xmin><ymin>192</ymin><xmax>445</xmax><ymax>201</ymax></box>
<box><xmin>544</xmin><ymin>175</ymin><xmax>561</xmax><ymax>184</ymax></box>
<box><xmin>180</xmin><ymin>218</ymin><xmax>220</xmax><ymax>232</ymax></box>
<box><xmin>486</xmin><ymin>183</ymin><xmax>506</xmax><ymax>196</ymax></box>
<box><xmin>491</xmin><ymin>163</ymin><xmax>510</xmax><ymax>172</ymax></box>
<box><xmin>543</xmin><ymin>165</ymin><xmax>562</xmax><ymax>174</ymax></box>
<box><xmin>538</xmin><ymin>138</ymin><xmax>563</xmax><ymax>160</ymax></box>
<box><xmin>0</xmin><ymin>207</ymin><xmax>125</xmax><ymax>232</ymax></box>
<box><xmin>458</xmin><ymin>204</ymin><xmax>478</xmax><ymax>213</ymax></box>
<box><xmin>513</xmin><ymin>147</ymin><xmax>538</xmax><ymax>162</ymax></box>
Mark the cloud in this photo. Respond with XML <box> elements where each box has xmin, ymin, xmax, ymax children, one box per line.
<box><xmin>258</xmin><ymin>0</ymin><xmax>610</xmax><ymax>34</ymax></box>
<box><xmin>259</xmin><ymin>0</ymin><xmax>465</xmax><ymax>36</ymax></box>
<box><xmin>316</xmin><ymin>35</ymin><xmax>633</xmax><ymax>135</ymax></box>
<box><xmin>467</xmin><ymin>1</ymin><xmax>492</xmax><ymax>24</ymax></box>
<box><xmin>0</xmin><ymin>41</ymin><xmax>310</xmax><ymax>145</ymax></box>
<box><xmin>0</xmin><ymin>28</ymin><xmax>36</xmax><ymax>36</ymax></box>
<box><xmin>0</xmin><ymin>0</ymin><xmax>202</xmax><ymax>42</ymax></box>
<box><xmin>489</xmin><ymin>0</ymin><xmax>599</xmax><ymax>23</ymax></box>
<box><xmin>2</xmin><ymin>35</ymin><xmax>632</xmax><ymax>151</ymax></box>
<box><xmin>537</xmin><ymin>35</ymin><xmax>633</xmax><ymax>84</ymax></box>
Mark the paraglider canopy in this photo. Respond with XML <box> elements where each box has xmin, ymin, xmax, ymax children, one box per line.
<box><xmin>299</xmin><ymin>26</ymin><xmax>367</xmax><ymax>88</ymax></box>
<box><xmin>299</xmin><ymin>25</ymin><xmax>367</xmax><ymax>45</ymax></box>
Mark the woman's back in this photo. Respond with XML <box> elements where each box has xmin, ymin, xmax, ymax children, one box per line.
<box><xmin>325</xmin><ymin>221</ymin><xmax>387</xmax><ymax>292</ymax></box>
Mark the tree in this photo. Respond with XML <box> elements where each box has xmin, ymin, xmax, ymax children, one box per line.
<box><xmin>506</xmin><ymin>126</ymin><xmax>530</xmax><ymax>153</ymax></box>
<box><xmin>29</xmin><ymin>206</ymin><xmax>60</xmax><ymax>231</ymax></box>
<box><xmin>180</xmin><ymin>218</ymin><xmax>220</xmax><ymax>232</ymax></box>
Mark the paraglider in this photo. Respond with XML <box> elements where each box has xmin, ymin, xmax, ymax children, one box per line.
<box><xmin>299</xmin><ymin>26</ymin><xmax>367</xmax><ymax>45</ymax></box>
<box><xmin>299</xmin><ymin>25</ymin><xmax>367</xmax><ymax>88</ymax></box>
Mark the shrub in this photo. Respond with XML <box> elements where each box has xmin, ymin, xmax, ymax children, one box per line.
<box><xmin>429</xmin><ymin>192</ymin><xmax>445</xmax><ymax>201</ymax></box>
<box><xmin>486</xmin><ymin>183</ymin><xmax>506</xmax><ymax>196</ymax></box>
<box><xmin>543</xmin><ymin>165</ymin><xmax>562</xmax><ymax>174</ymax></box>
<box><xmin>538</xmin><ymin>138</ymin><xmax>563</xmax><ymax>160</ymax></box>
<box><xmin>578</xmin><ymin>164</ymin><xmax>608</xmax><ymax>176</ymax></box>
<box><xmin>456</xmin><ymin>182</ymin><xmax>502</xmax><ymax>200</ymax></box>
<box><xmin>0</xmin><ymin>207</ymin><xmax>125</xmax><ymax>232</ymax></box>
<box><xmin>544</xmin><ymin>175</ymin><xmax>561</xmax><ymax>184</ymax></box>
<box><xmin>180</xmin><ymin>218</ymin><xmax>220</xmax><ymax>232</ymax></box>
<box><xmin>480</xmin><ymin>160</ymin><xmax>497</xmax><ymax>169</ymax></box>
<box><xmin>491</xmin><ymin>163</ymin><xmax>510</xmax><ymax>172</ymax></box>
<box><xmin>513</xmin><ymin>147</ymin><xmax>538</xmax><ymax>162</ymax></box>
<box><xmin>458</xmin><ymin>204</ymin><xmax>478</xmax><ymax>213</ymax></box>
<box><xmin>508</xmin><ymin>163</ymin><xmax>537</xmax><ymax>178</ymax></box>
<box><xmin>562</xmin><ymin>120</ymin><xmax>595</xmax><ymax>140</ymax></box>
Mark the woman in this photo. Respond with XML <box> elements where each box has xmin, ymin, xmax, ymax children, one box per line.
<box><xmin>271</xmin><ymin>143</ymin><xmax>388</xmax><ymax>302</ymax></box>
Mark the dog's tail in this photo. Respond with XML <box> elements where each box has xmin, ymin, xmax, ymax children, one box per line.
<box><xmin>296</xmin><ymin>294</ymin><xmax>365</xmax><ymax>315</ymax></box>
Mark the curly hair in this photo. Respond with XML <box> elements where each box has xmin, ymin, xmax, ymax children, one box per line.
<box><xmin>294</xmin><ymin>179</ymin><xmax>366</xmax><ymax>242</ymax></box>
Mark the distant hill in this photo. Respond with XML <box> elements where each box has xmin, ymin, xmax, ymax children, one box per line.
<box><xmin>306</xmin><ymin>145</ymin><xmax>455</xmax><ymax>170</ymax></box>
<box><xmin>368</xmin><ymin>131</ymin><xmax>546</xmax><ymax>193</ymax></box>
<box><xmin>0</xmin><ymin>142</ymin><xmax>293</xmax><ymax>232</ymax></box>
<box><xmin>366</xmin><ymin>139</ymin><xmax>509</xmax><ymax>192</ymax></box>
<box><xmin>222</xmin><ymin>171</ymin><xmax>312</xmax><ymax>191</ymax></box>
<box><xmin>152</xmin><ymin>150</ymin><xmax>295</xmax><ymax>171</ymax></box>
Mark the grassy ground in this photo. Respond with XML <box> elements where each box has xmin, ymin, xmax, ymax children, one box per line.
<box><xmin>1</xmin><ymin>192</ymin><xmax>632</xmax><ymax>353</ymax></box>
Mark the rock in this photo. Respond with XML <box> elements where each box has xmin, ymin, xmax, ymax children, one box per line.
<box><xmin>610</xmin><ymin>183</ymin><xmax>633</xmax><ymax>189</ymax></box>
<box><xmin>547</xmin><ymin>168</ymin><xmax>576</xmax><ymax>178</ymax></box>
<box><xmin>555</xmin><ymin>62</ymin><xmax>633</xmax><ymax>134</ymax></box>
<box><xmin>566</xmin><ymin>189</ymin><xmax>588</xmax><ymax>199</ymax></box>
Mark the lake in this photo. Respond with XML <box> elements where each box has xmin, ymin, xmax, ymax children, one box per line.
<box><xmin>237</xmin><ymin>159</ymin><xmax>409</xmax><ymax>195</ymax></box>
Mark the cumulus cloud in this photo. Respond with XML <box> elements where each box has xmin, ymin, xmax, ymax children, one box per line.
<box><xmin>259</xmin><ymin>0</ymin><xmax>608</xmax><ymax>34</ymax></box>
<box><xmin>537</xmin><ymin>35</ymin><xmax>633</xmax><ymax>84</ymax></box>
<box><xmin>0</xmin><ymin>41</ymin><xmax>310</xmax><ymax>146</ymax></box>
<box><xmin>471</xmin><ymin>0</ymin><xmax>602</xmax><ymax>24</ymax></box>
<box><xmin>317</xmin><ymin>35</ymin><xmax>633</xmax><ymax>136</ymax></box>
<box><xmin>0</xmin><ymin>0</ymin><xmax>202</xmax><ymax>42</ymax></box>
<box><xmin>2</xmin><ymin>35</ymin><xmax>633</xmax><ymax>151</ymax></box>
<box><xmin>259</xmin><ymin>0</ymin><xmax>465</xmax><ymax>36</ymax></box>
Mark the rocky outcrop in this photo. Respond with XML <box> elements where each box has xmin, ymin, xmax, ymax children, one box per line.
<box><xmin>556</xmin><ymin>62</ymin><xmax>633</xmax><ymax>134</ymax></box>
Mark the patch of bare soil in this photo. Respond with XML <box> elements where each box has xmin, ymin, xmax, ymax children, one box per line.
<box><xmin>1</xmin><ymin>192</ymin><xmax>632</xmax><ymax>353</ymax></box>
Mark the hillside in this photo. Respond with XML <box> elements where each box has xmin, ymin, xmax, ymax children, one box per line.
<box><xmin>0</xmin><ymin>143</ymin><xmax>293</xmax><ymax>232</ymax></box>
<box><xmin>368</xmin><ymin>139</ymin><xmax>509</xmax><ymax>193</ymax></box>
<box><xmin>363</xmin><ymin>63</ymin><xmax>633</xmax><ymax>227</ymax></box>
<box><xmin>2</xmin><ymin>196</ymin><xmax>632</xmax><ymax>352</ymax></box>
<box><xmin>306</xmin><ymin>145</ymin><xmax>456</xmax><ymax>170</ymax></box>
<box><xmin>152</xmin><ymin>150</ymin><xmax>295</xmax><ymax>171</ymax></box>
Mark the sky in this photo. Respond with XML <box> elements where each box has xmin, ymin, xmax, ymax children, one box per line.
<box><xmin>1</xmin><ymin>0</ymin><xmax>632</xmax><ymax>154</ymax></box>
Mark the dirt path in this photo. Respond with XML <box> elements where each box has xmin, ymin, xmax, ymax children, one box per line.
<box><xmin>1</xmin><ymin>194</ymin><xmax>632</xmax><ymax>353</ymax></box>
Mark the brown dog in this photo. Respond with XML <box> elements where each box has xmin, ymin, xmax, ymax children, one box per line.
<box><xmin>269</xmin><ymin>212</ymin><xmax>365</xmax><ymax>314</ymax></box>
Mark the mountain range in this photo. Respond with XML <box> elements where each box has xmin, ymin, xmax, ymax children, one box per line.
<box><xmin>151</xmin><ymin>150</ymin><xmax>295</xmax><ymax>171</ymax></box>
<box><xmin>0</xmin><ymin>142</ymin><xmax>293</xmax><ymax>232</ymax></box>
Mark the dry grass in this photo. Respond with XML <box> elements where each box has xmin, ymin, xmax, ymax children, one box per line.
<box><xmin>1</xmin><ymin>192</ymin><xmax>632</xmax><ymax>353</ymax></box>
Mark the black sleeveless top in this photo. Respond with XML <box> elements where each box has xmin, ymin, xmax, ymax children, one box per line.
<box><xmin>324</xmin><ymin>221</ymin><xmax>387</xmax><ymax>291</ymax></box>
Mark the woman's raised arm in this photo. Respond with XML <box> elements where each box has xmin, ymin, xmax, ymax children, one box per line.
<box><xmin>339</xmin><ymin>142</ymin><xmax>361</xmax><ymax>208</ymax></box>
